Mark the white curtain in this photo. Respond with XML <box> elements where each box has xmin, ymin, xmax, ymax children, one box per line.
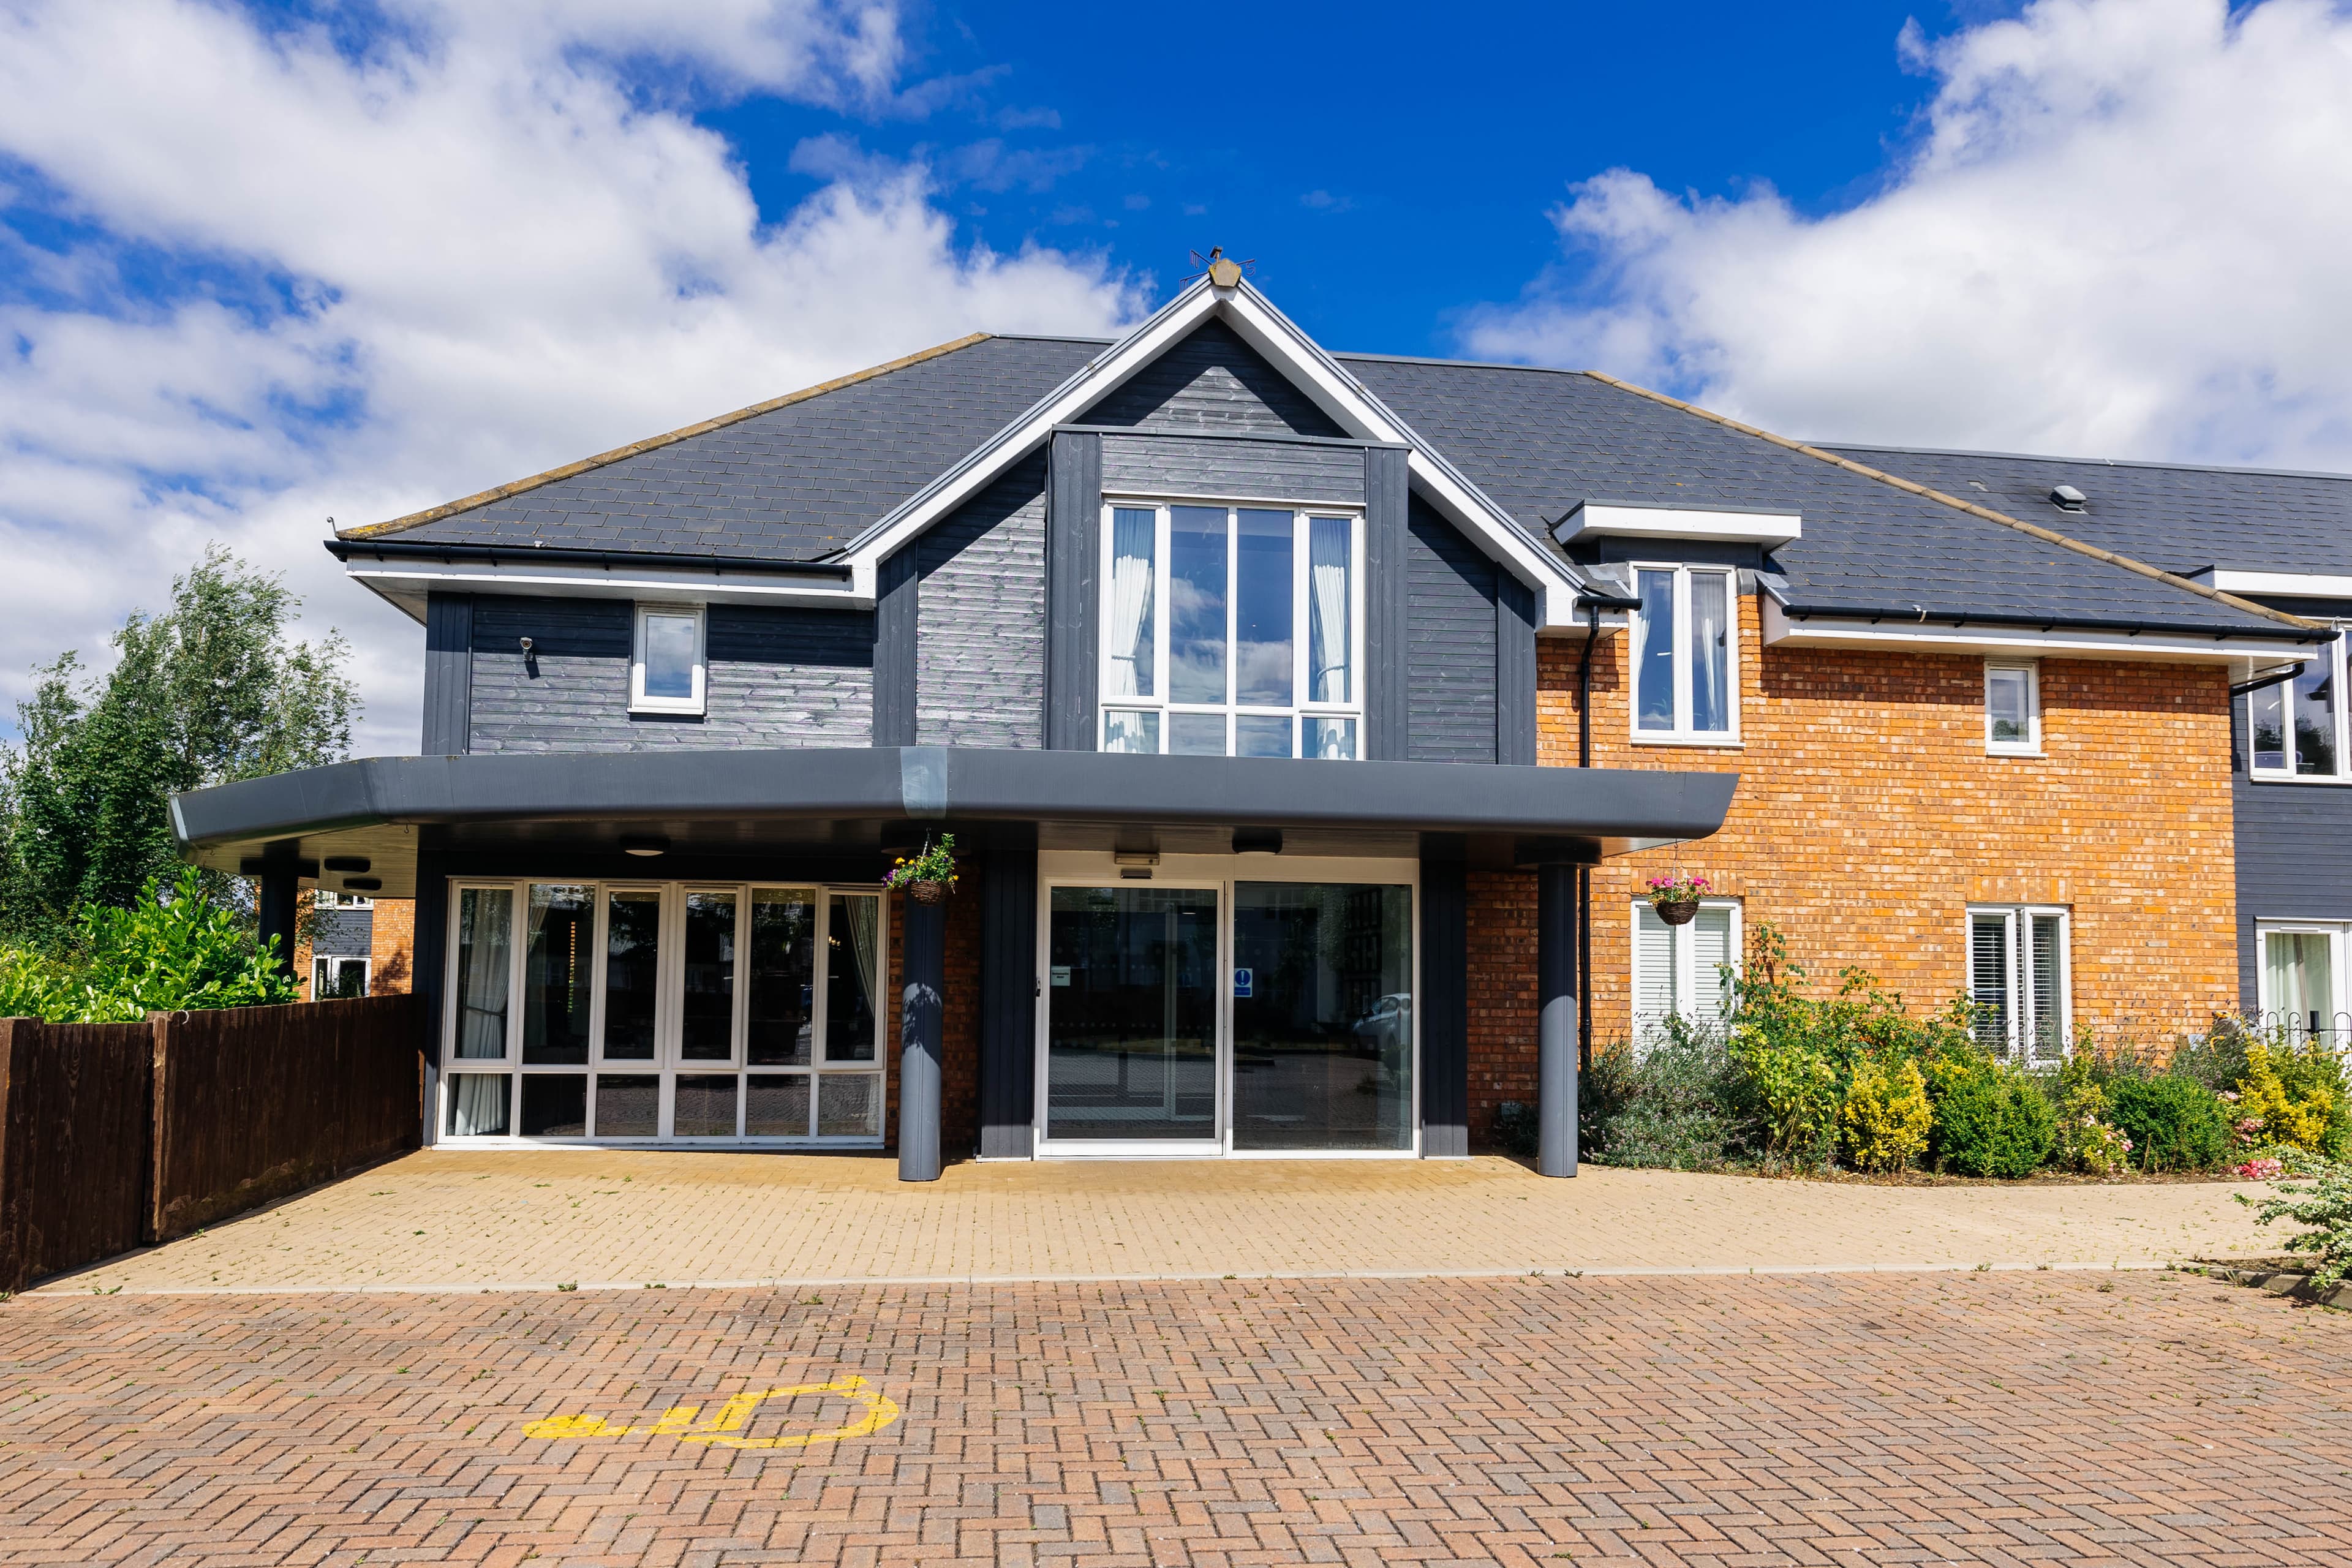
<box><xmin>1308</xmin><ymin>517</ymin><xmax>1351</xmax><ymax>703</ymax></box>
<box><xmin>1691</xmin><ymin>571</ymin><xmax>1729</xmax><ymax>732</ymax></box>
<box><xmin>844</xmin><ymin>894</ymin><xmax>880</xmax><ymax>1020</ymax></box>
<box><xmin>1106</xmin><ymin>509</ymin><xmax>1155</xmax><ymax>698</ymax></box>
<box><xmin>457</xmin><ymin>888</ymin><xmax>510</xmax><ymax>1060</ymax></box>
<box><xmin>450</xmin><ymin>1074</ymin><xmax>508</xmax><ymax>1136</ymax></box>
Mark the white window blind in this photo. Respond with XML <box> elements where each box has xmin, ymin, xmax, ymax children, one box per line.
<box><xmin>1967</xmin><ymin>907</ymin><xmax>2068</xmax><ymax>1065</ymax></box>
<box><xmin>1632</xmin><ymin>900</ymin><xmax>1739</xmax><ymax>1041</ymax></box>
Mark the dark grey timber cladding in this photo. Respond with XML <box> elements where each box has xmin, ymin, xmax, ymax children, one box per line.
<box><xmin>1044</xmin><ymin>430</ymin><xmax>1102</xmax><ymax>750</ymax></box>
<box><xmin>2232</xmin><ymin>696</ymin><xmax>2352</xmax><ymax>1008</ymax></box>
<box><xmin>468</xmin><ymin>595</ymin><xmax>872</xmax><ymax>752</ymax></box>
<box><xmin>1407</xmin><ymin>496</ymin><xmax>1500</xmax><ymax>764</ymax></box>
<box><xmin>917</xmin><ymin>454</ymin><xmax>1046</xmax><ymax>748</ymax></box>
<box><xmin>423</xmin><ymin>594</ymin><xmax>474</xmax><ymax>755</ymax></box>
<box><xmin>1363</xmin><ymin>448</ymin><xmax>1410</xmax><ymax>761</ymax></box>
<box><xmin>977</xmin><ymin>821</ymin><xmax>1039</xmax><ymax>1158</ymax></box>
<box><xmin>1496</xmin><ymin>576</ymin><xmax>1537</xmax><ymax>766</ymax></box>
<box><xmin>1419</xmin><ymin>840</ymin><xmax>1469</xmax><ymax>1157</ymax></box>
<box><xmin>1083</xmin><ymin>320</ymin><xmax>1346</xmax><ymax>437</ymax></box>
<box><xmin>873</xmin><ymin>551</ymin><xmax>918</xmax><ymax>745</ymax></box>
<box><xmin>1099</xmin><ymin>433</ymin><xmax>1365</xmax><ymax>504</ymax></box>
<box><xmin>413</xmin><ymin>848</ymin><xmax>450</xmax><ymax>1066</ymax></box>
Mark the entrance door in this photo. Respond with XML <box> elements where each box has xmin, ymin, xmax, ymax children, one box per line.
<box><xmin>1042</xmin><ymin>886</ymin><xmax>1220</xmax><ymax>1149</ymax></box>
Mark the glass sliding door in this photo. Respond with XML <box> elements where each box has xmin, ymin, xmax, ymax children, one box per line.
<box><xmin>1231</xmin><ymin>882</ymin><xmax>1413</xmax><ymax>1151</ymax></box>
<box><xmin>1044</xmin><ymin>886</ymin><xmax>1219</xmax><ymax>1145</ymax></box>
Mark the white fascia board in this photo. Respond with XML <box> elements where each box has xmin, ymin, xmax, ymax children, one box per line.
<box><xmin>843</xmin><ymin>277</ymin><xmax>1589</xmax><ymax>628</ymax></box>
<box><xmin>2205</xmin><ymin>570</ymin><xmax>2352</xmax><ymax>598</ymax></box>
<box><xmin>1559</xmin><ymin>502</ymin><xmax>1801</xmax><ymax>547</ymax></box>
<box><xmin>342</xmin><ymin>559</ymin><xmax>873</xmax><ymax>619</ymax></box>
<box><xmin>1762</xmin><ymin>598</ymin><xmax>2318</xmax><ymax>665</ymax></box>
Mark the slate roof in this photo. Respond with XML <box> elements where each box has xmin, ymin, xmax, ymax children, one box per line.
<box><xmin>343</xmin><ymin>318</ymin><xmax>2314</xmax><ymax>641</ymax></box>
<box><xmin>359</xmin><ymin>334</ymin><xmax>1099</xmax><ymax>562</ymax></box>
<box><xmin>1337</xmin><ymin>355</ymin><xmax>2307</xmax><ymax>641</ymax></box>
<box><xmin>1821</xmin><ymin>444</ymin><xmax>2352</xmax><ymax>581</ymax></box>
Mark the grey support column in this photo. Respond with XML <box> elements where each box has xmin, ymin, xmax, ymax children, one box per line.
<box><xmin>256</xmin><ymin>839</ymin><xmax>301</xmax><ymax>986</ymax></box>
<box><xmin>898</xmin><ymin>892</ymin><xmax>947</xmax><ymax>1182</ymax></box>
<box><xmin>1536</xmin><ymin>861</ymin><xmax>1580</xmax><ymax>1177</ymax></box>
<box><xmin>1362</xmin><ymin>445</ymin><xmax>1411</xmax><ymax>761</ymax></box>
<box><xmin>1044</xmin><ymin>428</ymin><xmax>1103</xmax><ymax>750</ymax></box>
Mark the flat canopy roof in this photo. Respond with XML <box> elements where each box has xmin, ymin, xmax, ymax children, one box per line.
<box><xmin>173</xmin><ymin>746</ymin><xmax>1738</xmax><ymax>899</ymax></box>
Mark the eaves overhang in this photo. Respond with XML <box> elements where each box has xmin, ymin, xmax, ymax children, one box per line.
<box><xmin>326</xmin><ymin>538</ymin><xmax>870</xmax><ymax>625</ymax></box>
<box><xmin>1761</xmin><ymin>596</ymin><xmax>2326</xmax><ymax>663</ymax></box>
<box><xmin>172</xmin><ymin>747</ymin><xmax>1738</xmax><ymax>899</ymax></box>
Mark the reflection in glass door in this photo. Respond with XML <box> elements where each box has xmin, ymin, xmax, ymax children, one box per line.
<box><xmin>1046</xmin><ymin>886</ymin><xmax>1219</xmax><ymax>1143</ymax></box>
<box><xmin>1231</xmin><ymin>882</ymin><xmax>1414</xmax><ymax>1150</ymax></box>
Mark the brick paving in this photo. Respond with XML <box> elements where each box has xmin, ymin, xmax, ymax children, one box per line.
<box><xmin>3</xmin><ymin>1270</ymin><xmax>2346</xmax><ymax>1566</ymax></box>
<box><xmin>36</xmin><ymin>1152</ymin><xmax>2275</xmax><ymax>1294</ymax></box>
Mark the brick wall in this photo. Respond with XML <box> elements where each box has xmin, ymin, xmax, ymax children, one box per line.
<box><xmin>1466</xmin><ymin>870</ymin><xmax>1537</xmax><ymax>1145</ymax></box>
<box><xmin>1517</xmin><ymin>592</ymin><xmax>2238</xmax><ymax>1072</ymax></box>
<box><xmin>370</xmin><ymin>900</ymin><xmax>415</xmax><ymax>996</ymax></box>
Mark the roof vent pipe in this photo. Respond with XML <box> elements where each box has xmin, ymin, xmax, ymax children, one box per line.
<box><xmin>2049</xmin><ymin>484</ymin><xmax>2087</xmax><ymax>511</ymax></box>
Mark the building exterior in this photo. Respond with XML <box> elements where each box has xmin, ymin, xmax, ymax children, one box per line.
<box><xmin>170</xmin><ymin>270</ymin><xmax>2331</xmax><ymax>1173</ymax></box>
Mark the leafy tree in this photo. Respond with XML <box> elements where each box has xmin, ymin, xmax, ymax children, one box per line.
<box><xmin>0</xmin><ymin>545</ymin><xmax>358</xmax><ymax>935</ymax></box>
<box><xmin>0</xmin><ymin>867</ymin><xmax>300</xmax><ymax>1023</ymax></box>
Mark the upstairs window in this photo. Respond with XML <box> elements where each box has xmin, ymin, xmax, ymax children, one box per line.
<box><xmin>2250</xmin><ymin>630</ymin><xmax>2346</xmax><ymax>780</ymax></box>
<box><xmin>1969</xmin><ymin>905</ymin><xmax>2068</xmax><ymax>1066</ymax></box>
<box><xmin>1631</xmin><ymin>565</ymin><xmax>1736</xmax><ymax>741</ymax></box>
<box><xmin>1098</xmin><ymin>502</ymin><xmax>1361</xmax><ymax>759</ymax></box>
<box><xmin>631</xmin><ymin>604</ymin><xmax>706</xmax><ymax>716</ymax></box>
<box><xmin>1985</xmin><ymin>661</ymin><xmax>2041</xmax><ymax>755</ymax></box>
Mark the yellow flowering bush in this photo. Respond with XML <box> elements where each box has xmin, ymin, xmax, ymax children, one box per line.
<box><xmin>1841</xmin><ymin>1057</ymin><xmax>1932</xmax><ymax>1173</ymax></box>
<box><xmin>2233</xmin><ymin>1039</ymin><xmax>2339</xmax><ymax>1154</ymax></box>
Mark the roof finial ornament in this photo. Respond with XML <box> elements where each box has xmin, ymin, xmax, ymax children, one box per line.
<box><xmin>1185</xmin><ymin>246</ymin><xmax>1253</xmax><ymax>288</ymax></box>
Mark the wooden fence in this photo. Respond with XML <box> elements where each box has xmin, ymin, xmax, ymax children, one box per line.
<box><xmin>0</xmin><ymin>993</ymin><xmax>423</xmax><ymax>1291</ymax></box>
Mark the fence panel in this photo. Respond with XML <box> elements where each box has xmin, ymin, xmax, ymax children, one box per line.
<box><xmin>0</xmin><ymin>1018</ymin><xmax>154</xmax><ymax>1293</ymax></box>
<box><xmin>149</xmin><ymin>993</ymin><xmax>423</xmax><ymax>1243</ymax></box>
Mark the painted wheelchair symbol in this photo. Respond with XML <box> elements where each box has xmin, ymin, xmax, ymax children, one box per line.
<box><xmin>524</xmin><ymin>1374</ymin><xmax>900</xmax><ymax>1449</ymax></box>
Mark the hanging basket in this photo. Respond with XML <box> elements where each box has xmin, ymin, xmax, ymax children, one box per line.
<box><xmin>1652</xmin><ymin>897</ymin><xmax>1702</xmax><ymax>927</ymax></box>
<box><xmin>905</xmin><ymin>880</ymin><xmax>948</xmax><ymax>905</ymax></box>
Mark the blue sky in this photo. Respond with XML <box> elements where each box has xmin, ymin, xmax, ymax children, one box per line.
<box><xmin>2</xmin><ymin>0</ymin><xmax>2348</xmax><ymax>754</ymax></box>
<box><xmin>706</xmin><ymin>0</ymin><xmax>1955</xmax><ymax>355</ymax></box>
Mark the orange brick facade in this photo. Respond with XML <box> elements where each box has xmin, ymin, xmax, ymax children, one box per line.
<box><xmin>1464</xmin><ymin>590</ymin><xmax>2241</xmax><ymax>1144</ymax></box>
<box><xmin>369</xmin><ymin>899</ymin><xmax>415</xmax><ymax>995</ymax></box>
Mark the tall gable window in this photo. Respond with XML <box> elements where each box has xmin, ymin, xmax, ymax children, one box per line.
<box><xmin>1630</xmin><ymin>565</ymin><xmax>1737</xmax><ymax>742</ymax></box>
<box><xmin>2250</xmin><ymin>630</ymin><xmax>2346</xmax><ymax>780</ymax></box>
<box><xmin>1099</xmin><ymin>501</ymin><xmax>1360</xmax><ymax>758</ymax></box>
<box><xmin>631</xmin><ymin>604</ymin><xmax>706</xmax><ymax>716</ymax></box>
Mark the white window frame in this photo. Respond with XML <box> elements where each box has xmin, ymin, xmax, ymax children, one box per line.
<box><xmin>436</xmin><ymin>878</ymin><xmax>886</xmax><ymax>1146</ymax></box>
<box><xmin>1095</xmin><ymin>497</ymin><xmax>1366</xmax><ymax>759</ymax></box>
<box><xmin>313</xmin><ymin>889</ymin><xmax>375</xmax><ymax>910</ymax></box>
<box><xmin>1966</xmin><ymin>905</ymin><xmax>2071</xmax><ymax>1065</ymax></box>
<box><xmin>1984</xmin><ymin>660</ymin><xmax>2042</xmax><ymax>756</ymax></box>
<box><xmin>312</xmin><ymin>954</ymin><xmax>370</xmax><ymax>999</ymax></box>
<box><xmin>630</xmin><ymin>602</ymin><xmax>707</xmax><ymax>716</ymax></box>
<box><xmin>2253</xmin><ymin>920</ymin><xmax>2352</xmax><ymax>1047</ymax></box>
<box><xmin>1629</xmin><ymin>897</ymin><xmax>1742</xmax><ymax>1039</ymax></box>
<box><xmin>1627</xmin><ymin>563</ymin><xmax>1740</xmax><ymax>745</ymax></box>
<box><xmin>2248</xmin><ymin>627</ymin><xmax>2349</xmax><ymax>783</ymax></box>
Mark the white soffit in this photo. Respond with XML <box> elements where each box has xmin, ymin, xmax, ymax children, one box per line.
<box><xmin>1760</xmin><ymin>598</ymin><xmax>2318</xmax><ymax>665</ymax></box>
<box><xmin>1556</xmin><ymin>502</ymin><xmax>1801</xmax><ymax>546</ymax></box>
<box><xmin>345</xmin><ymin>559</ymin><xmax>872</xmax><ymax>625</ymax></box>
<box><xmin>2204</xmin><ymin>569</ymin><xmax>2352</xmax><ymax>598</ymax></box>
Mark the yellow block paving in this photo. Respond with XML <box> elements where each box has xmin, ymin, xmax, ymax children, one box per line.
<box><xmin>36</xmin><ymin>1150</ymin><xmax>2282</xmax><ymax>1294</ymax></box>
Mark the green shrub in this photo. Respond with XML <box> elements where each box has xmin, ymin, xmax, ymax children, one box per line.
<box><xmin>1735</xmin><ymin>1035</ymin><xmax>1841</xmax><ymax>1168</ymax></box>
<box><xmin>1841</xmin><ymin>1057</ymin><xmax>1931</xmax><ymax>1172</ymax></box>
<box><xmin>2231</xmin><ymin>1035</ymin><xmax>2351</xmax><ymax>1158</ymax></box>
<box><xmin>1583</xmin><ymin>1026</ymin><xmax>1744</xmax><ymax>1171</ymax></box>
<box><xmin>2106</xmin><ymin>1074</ymin><xmax>2231</xmax><ymax>1172</ymax></box>
<box><xmin>2239</xmin><ymin>1150</ymin><xmax>2352</xmax><ymax>1294</ymax></box>
<box><xmin>0</xmin><ymin>867</ymin><xmax>295</xmax><ymax>1022</ymax></box>
<box><xmin>1931</xmin><ymin>1057</ymin><xmax>2057</xmax><ymax>1178</ymax></box>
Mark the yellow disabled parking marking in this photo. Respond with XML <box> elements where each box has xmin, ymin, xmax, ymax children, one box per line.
<box><xmin>523</xmin><ymin>1375</ymin><xmax>900</xmax><ymax>1450</ymax></box>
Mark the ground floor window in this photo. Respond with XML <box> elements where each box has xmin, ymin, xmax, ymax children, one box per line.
<box><xmin>1632</xmin><ymin>899</ymin><xmax>1739</xmax><ymax>1042</ymax></box>
<box><xmin>1038</xmin><ymin>856</ymin><xmax>1415</xmax><ymax>1155</ymax></box>
<box><xmin>312</xmin><ymin>954</ymin><xmax>370</xmax><ymax>1000</ymax></box>
<box><xmin>440</xmin><ymin>880</ymin><xmax>885</xmax><ymax>1144</ymax></box>
<box><xmin>1968</xmin><ymin>905</ymin><xmax>2069</xmax><ymax>1065</ymax></box>
<box><xmin>2257</xmin><ymin>921</ymin><xmax>2351</xmax><ymax>1046</ymax></box>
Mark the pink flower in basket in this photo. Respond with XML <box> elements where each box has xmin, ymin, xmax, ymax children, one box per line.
<box><xmin>2235</xmin><ymin>1156</ymin><xmax>2283</xmax><ymax>1182</ymax></box>
<box><xmin>1645</xmin><ymin>873</ymin><xmax>1711</xmax><ymax>902</ymax></box>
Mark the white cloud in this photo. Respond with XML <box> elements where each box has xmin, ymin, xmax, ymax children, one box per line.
<box><xmin>0</xmin><ymin>0</ymin><xmax>1143</xmax><ymax>755</ymax></box>
<box><xmin>1462</xmin><ymin>0</ymin><xmax>2352</xmax><ymax>469</ymax></box>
